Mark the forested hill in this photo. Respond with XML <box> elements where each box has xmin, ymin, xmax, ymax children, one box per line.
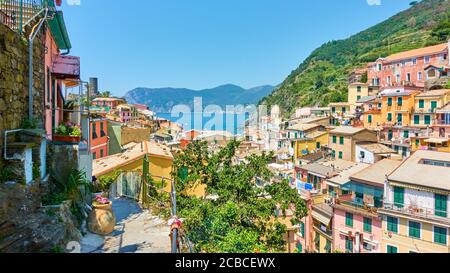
<box><xmin>260</xmin><ymin>0</ymin><xmax>450</xmax><ymax>117</ymax></box>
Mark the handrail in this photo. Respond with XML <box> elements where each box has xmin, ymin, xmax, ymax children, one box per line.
<box><xmin>0</xmin><ymin>0</ymin><xmax>54</xmax><ymax>34</ymax></box>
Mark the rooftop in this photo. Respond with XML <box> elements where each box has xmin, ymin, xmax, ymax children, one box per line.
<box><xmin>415</xmin><ymin>89</ymin><xmax>450</xmax><ymax>98</ymax></box>
<box><xmin>382</xmin><ymin>43</ymin><xmax>448</xmax><ymax>63</ymax></box>
<box><xmin>326</xmin><ymin>163</ymin><xmax>370</xmax><ymax>187</ymax></box>
<box><xmin>388</xmin><ymin>150</ymin><xmax>450</xmax><ymax>191</ymax></box>
<box><xmin>93</xmin><ymin>141</ymin><xmax>173</xmax><ymax>177</ymax></box>
<box><xmin>357</xmin><ymin>96</ymin><xmax>378</xmax><ymax>103</ymax></box>
<box><xmin>357</xmin><ymin>142</ymin><xmax>396</xmax><ymax>154</ymax></box>
<box><xmin>93</xmin><ymin>97</ymin><xmax>126</xmax><ymax>102</ymax></box>
<box><xmin>350</xmin><ymin>159</ymin><xmax>402</xmax><ymax>187</ymax></box>
<box><xmin>330</xmin><ymin>126</ymin><xmax>366</xmax><ymax>135</ymax></box>
<box><xmin>287</xmin><ymin>123</ymin><xmax>321</xmax><ymax>132</ymax></box>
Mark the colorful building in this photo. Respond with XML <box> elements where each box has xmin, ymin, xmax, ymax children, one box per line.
<box><xmin>435</xmin><ymin>103</ymin><xmax>450</xmax><ymax>139</ymax></box>
<box><xmin>91</xmin><ymin>117</ymin><xmax>108</xmax><ymax>159</ymax></box>
<box><xmin>412</xmin><ymin>89</ymin><xmax>450</xmax><ymax>128</ymax></box>
<box><xmin>328</xmin><ymin>127</ymin><xmax>378</xmax><ymax>162</ymax></box>
<box><xmin>368</xmin><ymin>43</ymin><xmax>449</xmax><ymax>88</ymax></box>
<box><xmin>379</xmin><ymin>151</ymin><xmax>450</xmax><ymax>253</ymax></box>
<box><xmin>331</xmin><ymin>160</ymin><xmax>401</xmax><ymax>253</ymax></box>
<box><xmin>348</xmin><ymin>83</ymin><xmax>380</xmax><ymax>113</ymax></box>
<box><xmin>92</xmin><ymin>97</ymin><xmax>126</xmax><ymax>110</ymax></box>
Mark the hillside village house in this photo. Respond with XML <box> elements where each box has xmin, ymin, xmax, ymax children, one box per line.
<box><xmin>411</xmin><ymin>89</ymin><xmax>450</xmax><ymax>128</ymax></box>
<box><xmin>435</xmin><ymin>103</ymin><xmax>450</xmax><ymax>138</ymax></box>
<box><xmin>92</xmin><ymin>97</ymin><xmax>126</xmax><ymax>110</ymax></box>
<box><xmin>347</xmin><ymin>83</ymin><xmax>380</xmax><ymax>113</ymax></box>
<box><xmin>332</xmin><ymin>160</ymin><xmax>402</xmax><ymax>253</ymax></box>
<box><xmin>368</xmin><ymin>43</ymin><xmax>449</xmax><ymax>88</ymax></box>
<box><xmin>355</xmin><ymin>142</ymin><xmax>398</xmax><ymax>164</ymax></box>
<box><xmin>93</xmin><ymin>141</ymin><xmax>174</xmax><ymax>193</ymax></box>
<box><xmin>328</xmin><ymin>127</ymin><xmax>378</xmax><ymax>162</ymax></box>
<box><xmin>91</xmin><ymin>117</ymin><xmax>109</xmax><ymax>159</ymax></box>
<box><xmin>379</xmin><ymin>151</ymin><xmax>450</xmax><ymax>253</ymax></box>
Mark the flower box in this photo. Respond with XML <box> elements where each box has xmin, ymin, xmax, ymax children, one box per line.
<box><xmin>53</xmin><ymin>135</ymin><xmax>81</xmax><ymax>144</ymax></box>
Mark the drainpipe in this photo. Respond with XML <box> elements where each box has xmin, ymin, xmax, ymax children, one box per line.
<box><xmin>28</xmin><ymin>8</ymin><xmax>49</xmax><ymax>121</ymax></box>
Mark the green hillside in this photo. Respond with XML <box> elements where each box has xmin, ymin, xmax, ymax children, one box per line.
<box><xmin>260</xmin><ymin>0</ymin><xmax>450</xmax><ymax>117</ymax></box>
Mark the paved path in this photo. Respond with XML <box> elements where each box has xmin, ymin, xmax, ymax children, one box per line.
<box><xmin>81</xmin><ymin>198</ymin><xmax>170</xmax><ymax>253</ymax></box>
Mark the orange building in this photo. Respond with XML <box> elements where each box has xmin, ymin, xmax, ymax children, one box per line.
<box><xmin>91</xmin><ymin>117</ymin><xmax>109</xmax><ymax>159</ymax></box>
<box><xmin>380</xmin><ymin>87</ymin><xmax>422</xmax><ymax>128</ymax></box>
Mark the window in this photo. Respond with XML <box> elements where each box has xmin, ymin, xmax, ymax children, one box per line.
<box><xmin>342</xmin><ymin>107</ymin><xmax>347</xmax><ymax>113</ymax></box>
<box><xmin>357</xmin><ymin>86</ymin><xmax>362</xmax><ymax>92</ymax></box>
<box><xmin>378</xmin><ymin>64</ymin><xmax>382</xmax><ymax>71</ymax></box>
<box><xmin>368</xmin><ymin>115</ymin><xmax>373</xmax><ymax>124</ymax></box>
<box><xmin>397</xmin><ymin>114</ymin><xmax>403</xmax><ymax>124</ymax></box>
<box><xmin>407</xmin><ymin>73</ymin><xmax>411</xmax><ymax>82</ymax></box>
<box><xmin>434</xmin><ymin>226</ymin><xmax>447</xmax><ymax>245</ymax></box>
<box><xmin>346</xmin><ymin>237</ymin><xmax>353</xmax><ymax>253</ymax></box>
<box><xmin>387</xmin><ymin>217</ymin><xmax>398</xmax><ymax>233</ymax></box>
<box><xmin>316</xmin><ymin>142</ymin><xmax>321</xmax><ymax>149</ymax></box>
<box><xmin>431</xmin><ymin>101</ymin><xmax>438</xmax><ymax>111</ymax></box>
<box><xmin>100</xmin><ymin>149</ymin><xmax>104</xmax><ymax>158</ymax></box>
<box><xmin>300</xmin><ymin>222</ymin><xmax>305</xmax><ymax>238</ymax></box>
<box><xmin>388</xmin><ymin>113</ymin><xmax>393</xmax><ymax>122</ymax></box>
<box><xmin>378</xmin><ymin>103</ymin><xmax>382</xmax><ymax>109</ymax></box>
<box><xmin>297</xmin><ymin>243</ymin><xmax>303</xmax><ymax>253</ymax></box>
<box><xmin>340</xmin><ymin>137</ymin><xmax>344</xmax><ymax>145</ymax></box>
<box><xmin>357</xmin><ymin>96</ymin><xmax>361</xmax><ymax>101</ymax></box>
<box><xmin>360</xmin><ymin>151</ymin><xmax>366</xmax><ymax>159</ymax></box>
<box><xmin>387</xmin><ymin>76</ymin><xmax>391</xmax><ymax>84</ymax></box>
<box><xmin>339</xmin><ymin>152</ymin><xmax>343</xmax><ymax>159</ymax></box>
<box><xmin>364</xmin><ymin>218</ymin><xmax>372</xmax><ymax>233</ymax></box>
<box><xmin>388</xmin><ymin>130</ymin><xmax>393</xmax><ymax>141</ymax></box>
<box><xmin>404</xmin><ymin>130</ymin><xmax>409</xmax><ymax>138</ymax></box>
<box><xmin>424</xmin><ymin>115</ymin><xmax>431</xmax><ymax>125</ymax></box>
<box><xmin>93</xmin><ymin>152</ymin><xmax>97</xmax><ymax>160</ymax></box>
<box><xmin>346</xmin><ymin>213</ymin><xmax>353</xmax><ymax>227</ymax></box>
<box><xmin>435</xmin><ymin>194</ymin><xmax>448</xmax><ymax>218</ymax></box>
<box><xmin>100</xmin><ymin>122</ymin><xmax>106</xmax><ymax>137</ymax></box>
<box><xmin>413</xmin><ymin>58</ymin><xmax>417</xmax><ymax>65</ymax></box>
<box><xmin>409</xmin><ymin>221</ymin><xmax>421</xmax><ymax>239</ymax></box>
<box><xmin>418</xmin><ymin>72</ymin><xmax>423</xmax><ymax>80</ymax></box>
<box><xmin>396</xmin><ymin>74</ymin><xmax>401</xmax><ymax>83</ymax></box>
<box><xmin>332</xmin><ymin>107</ymin><xmax>336</xmax><ymax>113</ymax></box>
<box><xmin>332</xmin><ymin>150</ymin><xmax>336</xmax><ymax>159</ymax></box>
<box><xmin>414</xmin><ymin>115</ymin><xmax>420</xmax><ymax>125</ymax></box>
<box><xmin>387</xmin><ymin>245</ymin><xmax>398</xmax><ymax>253</ymax></box>
<box><xmin>425</xmin><ymin>56</ymin><xmax>430</xmax><ymax>63</ymax></box>
<box><xmin>92</xmin><ymin>124</ymin><xmax>98</xmax><ymax>139</ymax></box>
<box><xmin>419</xmin><ymin>100</ymin><xmax>425</xmax><ymax>109</ymax></box>
<box><xmin>333</xmin><ymin>136</ymin><xmax>337</xmax><ymax>144</ymax></box>
<box><xmin>394</xmin><ymin>187</ymin><xmax>405</xmax><ymax>208</ymax></box>
<box><xmin>388</xmin><ymin>98</ymin><xmax>393</xmax><ymax>106</ymax></box>
<box><xmin>398</xmin><ymin>97</ymin><xmax>403</xmax><ymax>106</ymax></box>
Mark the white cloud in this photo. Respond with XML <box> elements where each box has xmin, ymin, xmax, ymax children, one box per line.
<box><xmin>67</xmin><ymin>0</ymin><xmax>81</xmax><ymax>6</ymax></box>
<box><xmin>367</xmin><ymin>0</ymin><xmax>382</xmax><ymax>6</ymax></box>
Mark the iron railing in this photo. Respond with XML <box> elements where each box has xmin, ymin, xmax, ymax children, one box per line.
<box><xmin>0</xmin><ymin>0</ymin><xmax>49</xmax><ymax>33</ymax></box>
<box><xmin>382</xmin><ymin>202</ymin><xmax>449</xmax><ymax>224</ymax></box>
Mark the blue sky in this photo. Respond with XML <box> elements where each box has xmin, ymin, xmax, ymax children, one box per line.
<box><xmin>61</xmin><ymin>0</ymin><xmax>414</xmax><ymax>96</ymax></box>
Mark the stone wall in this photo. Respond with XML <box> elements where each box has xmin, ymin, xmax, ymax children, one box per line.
<box><xmin>0</xmin><ymin>23</ymin><xmax>46</xmax><ymax>168</ymax></box>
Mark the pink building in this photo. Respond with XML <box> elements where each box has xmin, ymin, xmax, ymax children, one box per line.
<box><xmin>92</xmin><ymin>98</ymin><xmax>126</xmax><ymax>110</ymax></box>
<box><xmin>434</xmin><ymin>104</ymin><xmax>450</xmax><ymax>138</ymax></box>
<box><xmin>44</xmin><ymin>9</ymin><xmax>80</xmax><ymax>140</ymax></box>
<box><xmin>331</xmin><ymin>160</ymin><xmax>401</xmax><ymax>253</ymax></box>
<box><xmin>368</xmin><ymin>43</ymin><xmax>449</xmax><ymax>88</ymax></box>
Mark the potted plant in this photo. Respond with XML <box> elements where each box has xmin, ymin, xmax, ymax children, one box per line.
<box><xmin>88</xmin><ymin>195</ymin><xmax>116</xmax><ymax>235</ymax></box>
<box><xmin>53</xmin><ymin>122</ymin><xmax>82</xmax><ymax>144</ymax></box>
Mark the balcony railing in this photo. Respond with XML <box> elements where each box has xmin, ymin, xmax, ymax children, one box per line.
<box><xmin>0</xmin><ymin>0</ymin><xmax>50</xmax><ymax>33</ymax></box>
<box><xmin>382</xmin><ymin>202</ymin><xmax>450</xmax><ymax>224</ymax></box>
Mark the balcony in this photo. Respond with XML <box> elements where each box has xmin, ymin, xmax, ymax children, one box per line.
<box><xmin>0</xmin><ymin>0</ymin><xmax>49</xmax><ymax>33</ymax></box>
<box><xmin>381</xmin><ymin>202</ymin><xmax>450</xmax><ymax>226</ymax></box>
<box><xmin>333</xmin><ymin>198</ymin><xmax>380</xmax><ymax>217</ymax></box>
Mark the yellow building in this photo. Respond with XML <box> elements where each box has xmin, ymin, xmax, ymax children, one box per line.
<box><xmin>293</xmin><ymin>131</ymin><xmax>329</xmax><ymax>162</ymax></box>
<box><xmin>410</xmin><ymin>137</ymin><xmax>450</xmax><ymax>153</ymax></box>
<box><xmin>93</xmin><ymin>141</ymin><xmax>174</xmax><ymax>193</ymax></box>
<box><xmin>379</xmin><ymin>151</ymin><xmax>450</xmax><ymax>253</ymax></box>
<box><xmin>330</xmin><ymin>102</ymin><xmax>351</xmax><ymax>117</ymax></box>
<box><xmin>348</xmin><ymin>83</ymin><xmax>380</xmax><ymax>112</ymax></box>
<box><xmin>361</xmin><ymin>110</ymin><xmax>382</xmax><ymax>130</ymax></box>
<box><xmin>412</xmin><ymin>89</ymin><xmax>450</xmax><ymax>128</ymax></box>
<box><xmin>380</xmin><ymin>87</ymin><xmax>421</xmax><ymax>127</ymax></box>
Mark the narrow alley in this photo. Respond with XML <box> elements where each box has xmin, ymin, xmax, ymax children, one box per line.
<box><xmin>81</xmin><ymin>198</ymin><xmax>171</xmax><ymax>254</ymax></box>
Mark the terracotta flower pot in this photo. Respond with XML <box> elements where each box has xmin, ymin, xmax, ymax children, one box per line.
<box><xmin>88</xmin><ymin>202</ymin><xmax>116</xmax><ymax>236</ymax></box>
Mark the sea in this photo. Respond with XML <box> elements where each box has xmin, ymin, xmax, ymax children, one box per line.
<box><xmin>156</xmin><ymin>112</ymin><xmax>249</xmax><ymax>136</ymax></box>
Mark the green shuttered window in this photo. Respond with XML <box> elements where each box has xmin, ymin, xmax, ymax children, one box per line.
<box><xmin>409</xmin><ymin>221</ymin><xmax>421</xmax><ymax>239</ymax></box>
<box><xmin>346</xmin><ymin>213</ymin><xmax>353</xmax><ymax>227</ymax></box>
<box><xmin>387</xmin><ymin>217</ymin><xmax>398</xmax><ymax>233</ymax></box>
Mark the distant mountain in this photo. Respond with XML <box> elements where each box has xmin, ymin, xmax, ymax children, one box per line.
<box><xmin>124</xmin><ymin>84</ymin><xmax>276</xmax><ymax>113</ymax></box>
<box><xmin>260</xmin><ymin>0</ymin><xmax>450</xmax><ymax>117</ymax></box>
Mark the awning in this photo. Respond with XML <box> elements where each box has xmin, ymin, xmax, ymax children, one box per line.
<box><xmin>48</xmin><ymin>11</ymin><xmax>72</xmax><ymax>51</ymax></box>
<box><xmin>312</xmin><ymin>210</ymin><xmax>332</xmax><ymax>226</ymax></box>
<box><xmin>52</xmin><ymin>55</ymin><xmax>80</xmax><ymax>79</ymax></box>
<box><xmin>342</xmin><ymin>182</ymin><xmax>384</xmax><ymax>198</ymax></box>
<box><xmin>424</xmin><ymin>138</ymin><xmax>449</xmax><ymax>144</ymax></box>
